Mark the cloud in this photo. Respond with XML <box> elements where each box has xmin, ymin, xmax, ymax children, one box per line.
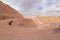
<box><xmin>1</xmin><ymin>0</ymin><xmax>60</xmax><ymax>17</ymax></box>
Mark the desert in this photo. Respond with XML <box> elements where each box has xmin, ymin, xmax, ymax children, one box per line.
<box><xmin>0</xmin><ymin>1</ymin><xmax>60</xmax><ymax>40</ymax></box>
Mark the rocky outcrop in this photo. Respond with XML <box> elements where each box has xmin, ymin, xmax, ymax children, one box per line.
<box><xmin>0</xmin><ymin>1</ymin><xmax>60</xmax><ymax>40</ymax></box>
<box><xmin>0</xmin><ymin>1</ymin><xmax>36</xmax><ymax>28</ymax></box>
<box><xmin>0</xmin><ymin>1</ymin><xmax>24</xmax><ymax>20</ymax></box>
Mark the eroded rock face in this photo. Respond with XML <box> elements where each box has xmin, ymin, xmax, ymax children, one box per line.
<box><xmin>30</xmin><ymin>16</ymin><xmax>60</xmax><ymax>31</ymax></box>
<box><xmin>0</xmin><ymin>18</ymin><xmax>60</xmax><ymax>40</ymax></box>
<box><xmin>19</xmin><ymin>19</ymin><xmax>37</xmax><ymax>28</ymax></box>
<box><xmin>0</xmin><ymin>1</ymin><xmax>36</xmax><ymax>28</ymax></box>
<box><xmin>0</xmin><ymin>1</ymin><xmax>60</xmax><ymax>40</ymax></box>
<box><xmin>0</xmin><ymin>1</ymin><xmax>24</xmax><ymax>20</ymax></box>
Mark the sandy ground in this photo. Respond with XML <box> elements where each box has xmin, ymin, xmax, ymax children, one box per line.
<box><xmin>0</xmin><ymin>20</ymin><xmax>60</xmax><ymax>40</ymax></box>
<box><xmin>0</xmin><ymin>1</ymin><xmax>60</xmax><ymax>40</ymax></box>
<box><xmin>0</xmin><ymin>18</ymin><xmax>60</xmax><ymax>40</ymax></box>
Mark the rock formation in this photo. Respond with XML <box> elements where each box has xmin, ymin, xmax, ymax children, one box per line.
<box><xmin>0</xmin><ymin>1</ymin><xmax>24</xmax><ymax>19</ymax></box>
<box><xmin>0</xmin><ymin>1</ymin><xmax>60</xmax><ymax>40</ymax></box>
<box><xmin>0</xmin><ymin>1</ymin><xmax>36</xmax><ymax>27</ymax></box>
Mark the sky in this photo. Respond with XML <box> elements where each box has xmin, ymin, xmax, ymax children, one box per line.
<box><xmin>1</xmin><ymin>0</ymin><xmax>60</xmax><ymax>17</ymax></box>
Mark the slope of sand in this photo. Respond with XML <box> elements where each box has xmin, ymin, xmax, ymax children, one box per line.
<box><xmin>0</xmin><ymin>1</ymin><xmax>60</xmax><ymax>40</ymax></box>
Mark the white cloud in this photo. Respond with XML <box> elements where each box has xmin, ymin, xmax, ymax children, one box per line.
<box><xmin>1</xmin><ymin>0</ymin><xmax>60</xmax><ymax>17</ymax></box>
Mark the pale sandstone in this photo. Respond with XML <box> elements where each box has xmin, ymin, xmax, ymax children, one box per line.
<box><xmin>0</xmin><ymin>1</ymin><xmax>60</xmax><ymax>40</ymax></box>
